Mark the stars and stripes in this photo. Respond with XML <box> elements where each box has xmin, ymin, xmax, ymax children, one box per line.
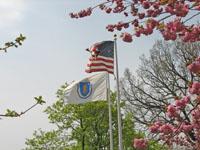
<box><xmin>85</xmin><ymin>41</ymin><xmax>114</xmax><ymax>74</ymax></box>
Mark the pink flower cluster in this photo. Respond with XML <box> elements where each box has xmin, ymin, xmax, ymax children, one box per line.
<box><xmin>149</xmin><ymin>121</ymin><xmax>174</xmax><ymax>134</ymax></box>
<box><xmin>192</xmin><ymin>107</ymin><xmax>200</xmax><ymax>123</ymax></box>
<box><xmin>159</xmin><ymin>124</ymin><xmax>174</xmax><ymax>134</ymax></box>
<box><xmin>181</xmin><ymin>26</ymin><xmax>200</xmax><ymax>42</ymax></box>
<box><xmin>161</xmin><ymin>18</ymin><xmax>185</xmax><ymax>41</ymax></box>
<box><xmin>189</xmin><ymin>82</ymin><xmax>200</xmax><ymax>95</ymax></box>
<box><xmin>165</xmin><ymin>2</ymin><xmax>189</xmax><ymax>17</ymax></box>
<box><xmin>180</xmin><ymin>123</ymin><xmax>193</xmax><ymax>133</ymax></box>
<box><xmin>120</xmin><ymin>32</ymin><xmax>132</xmax><ymax>42</ymax></box>
<box><xmin>149</xmin><ymin>120</ymin><xmax>197</xmax><ymax>147</ymax></box>
<box><xmin>187</xmin><ymin>56</ymin><xmax>200</xmax><ymax>74</ymax></box>
<box><xmin>148</xmin><ymin>56</ymin><xmax>200</xmax><ymax>149</ymax></box>
<box><xmin>175</xmin><ymin>96</ymin><xmax>190</xmax><ymax>109</ymax></box>
<box><xmin>161</xmin><ymin>18</ymin><xmax>200</xmax><ymax>42</ymax></box>
<box><xmin>106</xmin><ymin>21</ymin><xmax>129</xmax><ymax>32</ymax></box>
<box><xmin>190</xmin><ymin>107</ymin><xmax>200</xmax><ymax>147</ymax></box>
<box><xmin>167</xmin><ymin>104</ymin><xmax>178</xmax><ymax>118</ymax></box>
<box><xmin>69</xmin><ymin>8</ymin><xmax>92</xmax><ymax>18</ymax></box>
<box><xmin>133</xmin><ymin>138</ymin><xmax>148</xmax><ymax>150</ymax></box>
<box><xmin>166</xmin><ymin>96</ymin><xmax>190</xmax><ymax>118</ymax></box>
<box><xmin>149</xmin><ymin>121</ymin><xmax>162</xmax><ymax>133</ymax></box>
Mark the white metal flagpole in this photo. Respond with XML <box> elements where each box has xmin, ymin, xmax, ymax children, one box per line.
<box><xmin>107</xmin><ymin>72</ymin><xmax>113</xmax><ymax>150</ymax></box>
<box><xmin>114</xmin><ymin>34</ymin><xmax>123</xmax><ymax>150</ymax></box>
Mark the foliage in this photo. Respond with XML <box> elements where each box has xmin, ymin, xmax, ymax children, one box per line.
<box><xmin>35</xmin><ymin>96</ymin><xmax>46</xmax><ymax>105</ymax></box>
<box><xmin>0</xmin><ymin>96</ymin><xmax>45</xmax><ymax>118</ymax></box>
<box><xmin>0</xmin><ymin>34</ymin><xmax>26</xmax><ymax>52</ymax></box>
<box><xmin>0</xmin><ymin>34</ymin><xmax>43</xmax><ymax>119</ymax></box>
<box><xmin>24</xmin><ymin>83</ymin><xmax>163</xmax><ymax>150</ymax></box>
<box><xmin>24</xmin><ymin>129</ymin><xmax>70</xmax><ymax>150</ymax></box>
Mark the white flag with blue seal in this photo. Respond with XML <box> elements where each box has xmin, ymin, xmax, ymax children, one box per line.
<box><xmin>64</xmin><ymin>72</ymin><xmax>107</xmax><ymax>104</ymax></box>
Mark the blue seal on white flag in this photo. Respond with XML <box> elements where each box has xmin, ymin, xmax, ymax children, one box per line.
<box><xmin>77</xmin><ymin>82</ymin><xmax>92</xmax><ymax>99</ymax></box>
<box><xmin>64</xmin><ymin>73</ymin><xmax>107</xmax><ymax>104</ymax></box>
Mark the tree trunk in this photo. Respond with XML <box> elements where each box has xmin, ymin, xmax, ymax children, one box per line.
<box><xmin>80</xmin><ymin>118</ymin><xmax>85</xmax><ymax>150</ymax></box>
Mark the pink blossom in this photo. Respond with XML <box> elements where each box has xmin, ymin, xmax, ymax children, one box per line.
<box><xmin>121</xmin><ymin>32</ymin><xmax>133</xmax><ymax>42</ymax></box>
<box><xmin>162</xmin><ymin>30</ymin><xmax>177</xmax><ymax>41</ymax></box>
<box><xmin>159</xmin><ymin>124</ymin><xmax>174</xmax><ymax>134</ymax></box>
<box><xmin>192</xmin><ymin>122</ymin><xmax>200</xmax><ymax>130</ymax></box>
<box><xmin>183</xmin><ymin>96</ymin><xmax>190</xmax><ymax>103</ymax></box>
<box><xmin>133</xmin><ymin>138</ymin><xmax>148</xmax><ymax>150</ymax></box>
<box><xmin>192</xmin><ymin>109</ymin><xmax>200</xmax><ymax>120</ymax></box>
<box><xmin>149</xmin><ymin>121</ymin><xmax>162</xmax><ymax>133</ymax></box>
<box><xmin>175</xmin><ymin>96</ymin><xmax>190</xmax><ymax>109</ymax></box>
<box><xmin>167</xmin><ymin>105</ymin><xmax>178</xmax><ymax>118</ymax></box>
<box><xmin>142</xmin><ymin>1</ymin><xmax>150</xmax><ymax>9</ymax></box>
<box><xmin>187</xmin><ymin>62</ymin><xmax>200</xmax><ymax>74</ymax></box>
<box><xmin>189</xmin><ymin>82</ymin><xmax>200</xmax><ymax>95</ymax></box>
<box><xmin>165</xmin><ymin>5</ymin><xmax>174</xmax><ymax>14</ymax></box>
<box><xmin>175</xmin><ymin>100</ymin><xmax>186</xmax><ymax>109</ymax></box>
<box><xmin>174</xmin><ymin>3</ymin><xmax>189</xmax><ymax>17</ymax></box>
<box><xmin>149</xmin><ymin>125</ymin><xmax>159</xmax><ymax>133</ymax></box>
<box><xmin>182</xmin><ymin>124</ymin><xmax>193</xmax><ymax>133</ymax></box>
<box><xmin>182</xmin><ymin>26</ymin><xmax>200</xmax><ymax>42</ymax></box>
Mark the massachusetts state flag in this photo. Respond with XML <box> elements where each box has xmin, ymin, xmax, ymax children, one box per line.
<box><xmin>64</xmin><ymin>72</ymin><xmax>107</xmax><ymax>104</ymax></box>
<box><xmin>85</xmin><ymin>41</ymin><xmax>114</xmax><ymax>74</ymax></box>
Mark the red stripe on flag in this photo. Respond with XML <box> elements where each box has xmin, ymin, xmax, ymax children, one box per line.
<box><xmin>85</xmin><ymin>68</ymin><xmax>114</xmax><ymax>74</ymax></box>
<box><xmin>89</xmin><ymin>57</ymin><xmax>114</xmax><ymax>63</ymax></box>
<box><xmin>87</xmin><ymin>63</ymin><xmax>114</xmax><ymax>69</ymax></box>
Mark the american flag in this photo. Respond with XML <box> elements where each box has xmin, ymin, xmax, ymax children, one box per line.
<box><xmin>85</xmin><ymin>41</ymin><xmax>114</xmax><ymax>74</ymax></box>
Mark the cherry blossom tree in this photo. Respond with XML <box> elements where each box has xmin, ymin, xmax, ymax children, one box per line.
<box><xmin>141</xmin><ymin>56</ymin><xmax>200</xmax><ymax>150</ymax></box>
<box><xmin>70</xmin><ymin>0</ymin><xmax>200</xmax><ymax>43</ymax></box>
<box><xmin>119</xmin><ymin>40</ymin><xmax>200</xmax><ymax>149</ymax></box>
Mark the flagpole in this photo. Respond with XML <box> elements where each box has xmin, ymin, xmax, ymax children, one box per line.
<box><xmin>107</xmin><ymin>72</ymin><xmax>113</xmax><ymax>150</ymax></box>
<box><xmin>114</xmin><ymin>34</ymin><xmax>123</xmax><ymax>150</ymax></box>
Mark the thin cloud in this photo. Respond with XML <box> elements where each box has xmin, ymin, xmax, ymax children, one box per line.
<box><xmin>0</xmin><ymin>0</ymin><xmax>26</xmax><ymax>28</ymax></box>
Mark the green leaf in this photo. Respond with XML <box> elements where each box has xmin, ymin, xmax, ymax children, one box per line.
<box><xmin>5</xmin><ymin>109</ymin><xmax>19</xmax><ymax>117</ymax></box>
<box><xmin>34</xmin><ymin>96</ymin><xmax>46</xmax><ymax>105</ymax></box>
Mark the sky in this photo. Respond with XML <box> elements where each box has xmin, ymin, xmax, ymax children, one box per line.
<box><xmin>0</xmin><ymin>0</ymin><xmax>161</xmax><ymax>149</ymax></box>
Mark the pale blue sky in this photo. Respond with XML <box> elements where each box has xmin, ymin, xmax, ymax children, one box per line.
<box><xmin>0</xmin><ymin>1</ymin><xmax>161</xmax><ymax>149</ymax></box>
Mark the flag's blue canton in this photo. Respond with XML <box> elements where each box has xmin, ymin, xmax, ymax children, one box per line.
<box><xmin>98</xmin><ymin>41</ymin><xmax>114</xmax><ymax>58</ymax></box>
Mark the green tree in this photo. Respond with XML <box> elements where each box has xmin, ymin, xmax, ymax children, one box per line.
<box><xmin>24</xmin><ymin>129</ymin><xmax>70</xmax><ymax>150</ymax></box>
<box><xmin>24</xmin><ymin>83</ymin><xmax>164</xmax><ymax>150</ymax></box>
